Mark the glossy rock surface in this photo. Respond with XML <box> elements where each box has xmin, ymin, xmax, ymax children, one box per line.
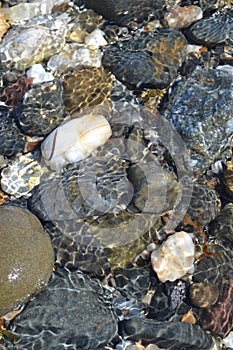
<box><xmin>120</xmin><ymin>317</ymin><xmax>214</xmax><ymax>349</ymax></box>
<box><xmin>165</xmin><ymin>67</ymin><xmax>233</xmax><ymax>173</ymax></box>
<box><xmin>0</xmin><ymin>106</ymin><xmax>26</xmax><ymax>157</ymax></box>
<box><xmin>102</xmin><ymin>28</ymin><xmax>187</xmax><ymax>89</ymax></box>
<box><xmin>82</xmin><ymin>0</ymin><xmax>165</xmax><ymax>26</ymax></box>
<box><xmin>7</xmin><ymin>269</ymin><xmax>118</xmax><ymax>350</ymax></box>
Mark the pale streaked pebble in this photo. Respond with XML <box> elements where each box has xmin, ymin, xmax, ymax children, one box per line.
<box><xmin>41</xmin><ymin>114</ymin><xmax>112</xmax><ymax>171</ymax></box>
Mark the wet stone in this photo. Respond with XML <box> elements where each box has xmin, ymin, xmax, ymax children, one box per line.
<box><xmin>45</xmin><ymin>223</ymin><xmax>111</xmax><ymax>277</ymax></box>
<box><xmin>164</xmin><ymin>67</ymin><xmax>233</xmax><ymax>174</ymax></box>
<box><xmin>14</xmin><ymin>79</ymin><xmax>66</xmax><ymax>136</ymax></box>
<box><xmin>0</xmin><ymin>205</ymin><xmax>54</xmax><ymax>317</ymax></box>
<box><xmin>102</xmin><ymin>28</ymin><xmax>187</xmax><ymax>89</ymax></box>
<box><xmin>114</xmin><ymin>267</ymin><xmax>150</xmax><ymax>300</ymax></box>
<box><xmin>0</xmin><ymin>106</ymin><xmax>26</xmax><ymax>157</ymax></box>
<box><xmin>185</xmin><ymin>9</ymin><xmax>233</xmax><ymax>46</ymax></box>
<box><xmin>6</xmin><ymin>269</ymin><xmax>118</xmax><ymax>350</ymax></box>
<box><xmin>63</xmin><ymin>67</ymin><xmax>113</xmax><ymax>114</ymax></box>
<box><xmin>0</xmin><ymin>13</ymin><xmax>70</xmax><ymax>71</ymax></box>
<box><xmin>0</xmin><ymin>151</ymin><xmax>44</xmax><ymax>198</ymax></box>
<box><xmin>208</xmin><ymin>203</ymin><xmax>233</xmax><ymax>250</ymax></box>
<box><xmin>81</xmin><ymin>0</ymin><xmax>165</xmax><ymax>27</ymax></box>
<box><xmin>183</xmin><ymin>182</ymin><xmax>220</xmax><ymax>227</ymax></box>
<box><xmin>28</xmin><ymin>154</ymin><xmax>133</xmax><ymax>221</ymax></box>
<box><xmin>119</xmin><ymin>317</ymin><xmax>214</xmax><ymax>349</ymax></box>
<box><xmin>196</xmin><ymin>273</ymin><xmax>233</xmax><ymax>337</ymax></box>
<box><xmin>193</xmin><ymin>245</ymin><xmax>233</xmax><ymax>285</ymax></box>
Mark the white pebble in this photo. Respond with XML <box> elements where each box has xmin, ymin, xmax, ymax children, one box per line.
<box><xmin>41</xmin><ymin>114</ymin><xmax>112</xmax><ymax>171</ymax></box>
<box><xmin>151</xmin><ymin>231</ymin><xmax>195</xmax><ymax>282</ymax></box>
<box><xmin>27</xmin><ymin>64</ymin><xmax>54</xmax><ymax>84</ymax></box>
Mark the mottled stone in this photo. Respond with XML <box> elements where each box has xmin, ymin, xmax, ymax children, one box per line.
<box><xmin>164</xmin><ymin>5</ymin><xmax>203</xmax><ymax>28</ymax></box>
<box><xmin>0</xmin><ymin>205</ymin><xmax>54</xmax><ymax>317</ymax></box>
<box><xmin>47</xmin><ymin>43</ymin><xmax>103</xmax><ymax>73</ymax></box>
<box><xmin>7</xmin><ymin>269</ymin><xmax>118</xmax><ymax>350</ymax></box>
<box><xmin>164</xmin><ymin>67</ymin><xmax>233</xmax><ymax>174</ymax></box>
<box><xmin>0</xmin><ymin>10</ymin><xmax>10</xmax><ymax>41</ymax></box>
<box><xmin>0</xmin><ymin>13</ymin><xmax>70</xmax><ymax>71</ymax></box>
<box><xmin>119</xmin><ymin>317</ymin><xmax>214</xmax><ymax>349</ymax></box>
<box><xmin>81</xmin><ymin>0</ymin><xmax>165</xmax><ymax>26</ymax></box>
<box><xmin>189</xmin><ymin>282</ymin><xmax>219</xmax><ymax>308</ymax></box>
<box><xmin>102</xmin><ymin>28</ymin><xmax>187</xmax><ymax>88</ymax></box>
<box><xmin>15</xmin><ymin>79</ymin><xmax>66</xmax><ymax>136</ymax></box>
<box><xmin>0</xmin><ymin>76</ymin><xmax>33</xmax><ymax>106</ymax></box>
<box><xmin>0</xmin><ymin>106</ymin><xmax>26</xmax><ymax>157</ymax></box>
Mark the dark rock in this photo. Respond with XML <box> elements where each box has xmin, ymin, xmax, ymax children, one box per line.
<box><xmin>119</xmin><ymin>317</ymin><xmax>214</xmax><ymax>349</ymax></box>
<box><xmin>15</xmin><ymin>79</ymin><xmax>66</xmax><ymax>136</ymax></box>
<box><xmin>8</xmin><ymin>269</ymin><xmax>118</xmax><ymax>350</ymax></box>
<box><xmin>0</xmin><ymin>106</ymin><xmax>26</xmax><ymax>156</ymax></box>
<box><xmin>81</xmin><ymin>0</ymin><xmax>165</xmax><ymax>26</ymax></box>
<box><xmin>164</xmin><ymin>67</ymin><xmax>233</xmax><ymax>174</ymax></box>
<box><xmin>102</xmin><ymin>28</ymin><xmax>187</xmax><ymax>89</ymax></box>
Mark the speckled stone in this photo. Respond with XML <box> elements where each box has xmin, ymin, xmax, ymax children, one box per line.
<box><xmin>102</xmin><ymin>28</ymin><xmax>187</xmax><ymax>89</ymax></box>
<box><xmin>164</xmin><ymin>67</ymin><xmax>233</xmax><ymax>174</ymax></box>
<box><xmin>6</xmin><ymin>269</ymin><xmax>118</xmax><ymax>350</ymax></box>
<box><xmin>0</xmin><ymin>205</ymin><xmax>54</xmax><ymax>317</ymax></box>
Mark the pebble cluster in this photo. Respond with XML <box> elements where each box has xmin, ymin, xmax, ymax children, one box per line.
<box><xmin>0</xmin><ymin>0</ymin><xmax>233</xmax><ymax>349</ymax></box>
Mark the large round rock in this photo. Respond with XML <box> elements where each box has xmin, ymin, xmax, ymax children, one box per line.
<box><xmin>0</xmin><ymin>205</ymin><xmax>54</xmax><ymax>317</ymax></box>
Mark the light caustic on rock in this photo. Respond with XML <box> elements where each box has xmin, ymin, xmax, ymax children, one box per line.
<box><xmin>39</xmin><ymin>106</ymin><xmax>194</xmax><ymax>249</ymax></box>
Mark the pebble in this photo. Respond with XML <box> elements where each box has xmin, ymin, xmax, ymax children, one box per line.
<box><xmin>151</xmin><ymin>231</ymin><xmax>195</xmax><ymax>282</ymax></box>
<box><xmin>185</xmin><ymin>8</ymin><xmax>233</xmax><ymax>45</ymax></box>
<box><xmin>102</xmin><ymin>28</ymin><xmax>187</xmax><ymax>88</ymax></box>
<box><xmin>47</xmin><ymin>43</ymin><xmax>103</xmax><ymax>73</ymax></box>
<box><xmin>119</xmin><ymin>317</ymin><xmax>214</xmax><ymax>349</ymax></box>
<box><xmin>0</xmin><ymin>10</ymin><xmax>10</xmax><ymax>41</ymax></box>
<box><xmin>81</xmin><ymin>0</ymin><xmax>165</xmax><ymax>27</ymax></box>
<box><xmin>6</xmin><ymin>269</ymin><xmax>118</xmax><ymax>350</ymax></box>
<box><xmin>27</xmin><ymin>63</ymin><xmax>54</xmax><ymax>84</ymax></box>
<box><xmin>0</xmin><ymin>0</ymin><xmax>70</xmax><ymax>24</ymax></box>
<box><xmin>41</xmin><ymin>114</ymin><xmax>112</xmax><ymax>170</ymax></box>
<box><xmin>164</xmin><ymin>5</ymin><xmax>203</xmax><ymax>28</ymax></box>
<box><xmin>1</xmin><ymin>151</ymin><xmax>44</xmax><ymax>198</ymax></box>
<box><xmin>0</xmin><ymin>13</ymin><xmax>70</xmax><ymax>71</ymax></box>
<box><xmin>15</xmin><ymin>79</ymin><xmax>66</xmax><ymax>136</ymax></box>
<box><xmin>0</xmin><ymin>205</ymin><xmax>54</xmax><ymax>317</ymax></box>
<box><xmin>208</xmin><ymin>203</ymin><xmax>233</xmax><ymax>250</ymax></box>
<box><xmin>62</xmin><ymin>67</ymin><xmax>113</xmax><ymax>114</ymax></box>
<box><xmin>164</xmin><ymin>67</ymin><xmax>233</xmax><ymax>173</ymax></box>
<box><xmin>0</xmin><ymin>106</ymin><xmax>26</xmax><ymax>157</ymax></box>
